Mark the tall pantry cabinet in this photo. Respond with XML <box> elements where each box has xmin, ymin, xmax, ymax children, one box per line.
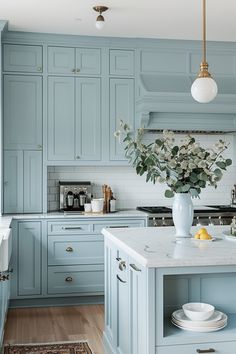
<box><xmin>3</xmin><ymin>44</ymin><xmax>43</xmax><ymax>213</ymax></box>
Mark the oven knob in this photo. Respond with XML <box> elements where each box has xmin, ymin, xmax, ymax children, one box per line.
<box><xmin>162</xmin><ymin>217</ymin><xmax>167</xmax><ymax>226</ymax></box>
<box><xmin>208</xmin><ymin>216</ymin><xmax>214</xmax><ymax>226</ymax></box>
<box><xmin>219</xmin><ymin>216</ymin><xmax>224</xmax><ymax>225</ymax></box>
<box><xmin>153</xmin><ymin>217</ymin><xmax>158</xmax><ymax>227</ymax></box>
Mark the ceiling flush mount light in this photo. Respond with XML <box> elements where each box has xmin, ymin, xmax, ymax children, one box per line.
<box><xmin>93</xmin><ymin>5</ymin><xmax>108</xmax><ymax>30</ymax></box>
<box><xmin>191</xmin><ymin>0</ymin><xmax>218</xmax><ymax>103</ymax></box>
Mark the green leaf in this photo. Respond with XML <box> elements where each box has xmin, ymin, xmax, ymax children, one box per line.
<box><xmin>172</xmin><ymin>146</ymin><xmax>179</xmax><ymax>156</ymax></box>
<box><xmin>214</xmin><ymin>168</ymin><xmax>223</xmax><ymax>178</ymax></box>
<box><xmin>225</xmin><ymin>159</ymin><xmax>232</xmax><ymax>166</ymax></box>
<box><xmin>181</xmin><ymin>184</ymin><xmax>191</xmax><ymax>192</ymax></box>
<box><xmin>165</xmin><ymin>190</ymin><xmax>174</xmax><ymax>198</ymax></box>
<box><xmin>216</xmin><ymin>161</ymin><xmax>226</xmax><ymax>170</ymax></box>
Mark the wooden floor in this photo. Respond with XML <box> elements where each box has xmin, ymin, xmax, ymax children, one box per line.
<box><xmin>3</xmin><ymin>305</ymin><xmax>105</xmax><ymax>354</ymax></box>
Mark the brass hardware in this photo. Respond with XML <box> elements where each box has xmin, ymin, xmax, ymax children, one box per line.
<box><xmin>76</xmin><ymin>68</ymin><xmax>80</xmax><ymax>73</ymax></box>
<box><xmin>66</xmin><ymin>246</ymin><xmax>73</xmax><ymax>252</ymax></box>
<box><xmin>76</xmin><ymin>156</ymin><xmax>80</xmax><ymax>159</ymax></box>
<box><xmin>119</xmin><ymin>261</ymin><xmax>126</xmax><ymax>271</ymax></box>
<box><xmin>116</xmin><ymin>257</ymin><xmax>121</xmax><ymax>261</ymax></box>
<box><xmin>196</xmin><ymin>349</ymin><xmax>215</xmax><ymax>353</ymax></box>
<box><xmin>37</xmin><ymin>66</ymin><xmax>42</xmax><ymax>71</ymax></box>
<box><xmin>65</xmin><ymin>276</ymin><xmax>73</xmax><ymax>282</ymax></box>
<box><xmin>72</xmin><ymin>69</ymin><xmax>76</xmax><ymax>73</ymax></box>
<box><xmin>108</xmin><ymin>226</ymin><xmax>129</xmax><ymax>228</ymax></box>
<box><xmin>37</xmin><ymin>145</ymin><xmax>42</xmax><ymax>149</ymax></box>
<box><xmin>62</xmin><ymin>226</ymin><xmax>82</xmax><ymax>230</ymax></box>
<box><xmin>130</xmin><ymin>264</ymin><xmax>141</xmax><ymax>272</ymax></box>
<box><xmin>117</xmin><ymin>274</ymin><xmax>126</xmax><ymax>283</ymax></box>
<box><xmin>93</xmin><ymin>6</ymin><xmax>108</xmax><ymax>14</ymax></box>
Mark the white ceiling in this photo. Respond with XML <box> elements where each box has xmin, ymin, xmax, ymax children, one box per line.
<box><xmin>0</xmin><ymin>0</ymin><xmax>235</xmax><ymax>42</ymax></box>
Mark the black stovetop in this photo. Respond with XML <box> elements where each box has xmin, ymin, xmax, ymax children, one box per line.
<box><xmin>137</xmin><ymin>205</ymin><xmax>236</xmax><ymax>214</ymax></box>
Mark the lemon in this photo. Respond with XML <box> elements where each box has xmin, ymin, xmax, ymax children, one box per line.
<box><xmin>200</xmin><ymin>233</ymin><xmax>212</xmax><ymax>240</ymax></box>
<box><xmin>194</xmin><ymin>233</ymin><xmax>200</xmax><ymax>239</ymax></box>
<box><xmin>198</xmin><ymin>228</ymin><xmax>208</xmax><ymax>234</ymax></box>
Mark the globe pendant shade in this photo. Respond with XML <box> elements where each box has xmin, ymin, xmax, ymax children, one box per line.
<box><xmin>191</xmin><ymin>77</ymin><xmax>218</xmax><ymax>103</ymax></box>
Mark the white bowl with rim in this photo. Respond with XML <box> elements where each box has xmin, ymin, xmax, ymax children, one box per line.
<box><xmin>182</xmin><ymin>302</ymin><xmax>215</xmax><ymax>321</ymax></box>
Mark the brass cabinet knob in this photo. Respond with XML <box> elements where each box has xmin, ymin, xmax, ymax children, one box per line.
<box><xmin>66</xmin><ymin>246</ymin><xmax>73</xmax><ymax>252</ymax></box>
<box><xmin>37</xmin><ymin>66</ymin><xmax>42</xmax><ymax>71</ymax></box>
<box><xmin>76</xmin><ymin>68</ymin><xmax>80</xmax><ymax>73</ymax></box>
<box><xmin>76</xmin><ymin>156</ymin><xmax>80</xmax><ymax>159</ymax></box>
<box><xmin>37</xmin><ymin>145</ymin><xmax>42</xmax><ymax>150</ymax></box>
<box><xmin>65</xmin><ymin>276</ymin><xmax>73</xmax><ymax>282</ymax></box>
<box><xmin>119</xmin><ymin>261</ymin><xmax>126</xmax><ymax>271</ymax></box>
<box><xmin>72</xmin><ymin>68</ymin><xmax>76</xmax><ymax>73</ymax></box>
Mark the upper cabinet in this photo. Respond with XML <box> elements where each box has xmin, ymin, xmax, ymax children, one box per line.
<box><xmin>48</xmin><ymin>46</ymin><xmax>101</xmax><ymax>75</ymax></box>
<box><xmin>3</xmin><ymin>44</ymin><xmax>43</xmax><ymax>73</ymax></box>
<box><xmin>110</xmin><ymin>50</ymin><xmax>134</xmax><ymax>76</ymax></box>
<box><xmin>4</xmin><ymin>75</ymin><xmax>43</xmax><ymax>150</ymax></box>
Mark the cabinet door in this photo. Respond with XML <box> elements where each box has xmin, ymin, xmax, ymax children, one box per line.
<box><xmin>129</xmin><ymin>260</ymin><xmax>148</xmax><ymax>354</ymax></box>
<box><xmin>76</xmin><ymin>48</ymin><xmax>101</xmax><ymax>75</ymax></box>
<box><xmin>18</xmin><ymin>222</ymin><xmax>42</xmax><ymax>296</ymax></box>
<box><xmin>109</xmin><ymin>78</ymin><xmax>134</xmax><ymax>160</ymax></box>
<box><xmin>48</xmin><ymin>46</ymin><xmax>75</xmax><ymax>74</ymax></box>
<box><xmin>75</xmin><ymin>77</ymin><xmax>101</xmax><ymax>160</ymax></box>
<box><xmin>4</xmin><ymin>75</ymin><xmax>42</xmax><ymax>150</ymax></box>
<box><xmin>3</xmin><ymin>44</ymin><xmax>43</xmax><ymax>73</ymax></box>
<box><xmin>47</xmin><ymin>77</ymin><xmax>75</xmax><ymax>160</ymax></box>
<box><xmin>3</xmin><ymin>151</ymin><xmax>23</xmax><ymax>213</ymax></box>
<box><xmin>23</xmin><ymin>151</ymin><xmax>42</xmax><ymax>213</ymax></box>
<box><xmin>110</xmin><ymin>50</ymin><xmax>134</xmax><ymax>76</ymax></box>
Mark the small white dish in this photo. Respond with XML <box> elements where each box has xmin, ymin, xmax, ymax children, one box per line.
<box><xmin>172</xmin><ymin>309</ymin><xmax>222</xmax><ymax>325</ymax></box>
<box><xmin>223</xmin><ymin>231</ymin><xmax>236</xmax><ymax>241</ymax></box>
<box><xmin>171</xmin><ymin>320</ymin><xmax>227</xmax><ymax>332</ymax></box>
<box><xmin>182</xmin><ymin>302</ymin><xmax>215</xmax><ymax>321</ymax></box>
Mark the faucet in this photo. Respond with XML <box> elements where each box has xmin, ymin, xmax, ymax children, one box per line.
<box><xmin>231</xmin><ymin>185</ymin><xmax>236</xmax><ymax>206</ymax></box>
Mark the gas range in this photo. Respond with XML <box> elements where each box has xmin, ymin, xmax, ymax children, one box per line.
<box><xmin>137</xmin><ymin>205</ymin><xmax>236</xmax><ymax>227</ymax></box>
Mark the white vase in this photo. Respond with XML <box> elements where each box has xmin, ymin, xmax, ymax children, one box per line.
<box><xmin>172</xmin><ymin>193</ymin><xmax>193</xmax><ymax>238</ymax></box>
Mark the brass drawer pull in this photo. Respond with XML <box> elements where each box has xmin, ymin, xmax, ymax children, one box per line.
<box><xmin>196</xmin><ymin>349</ymin><xmax>215</xmax><ymax>353</ymax></box>
<box><xmin>66</xmin><ymin>246</ymin><xmax>73</xmax><ymax>252</ymax></box>
<box><xmin>62</xmin><ymin>226</ymin><xmax>82</xmax><ymax>230</ymax></box>
<box><xmin>65</xmin><ymin>276</ymin><xmax>73</xmax><ymax>282</ymax></box>
<box><xmin>108</xmin><ymin>226</ymin><xmax>129</xmax><ymax>228</ymax></box>
<box><xmin>130</xmin><ymin>264</ymin><xmax>141</xmax><ymax>272</ymax></box>
<box><xmin>117</xmin><ymin>274</ymin><xmax>126</xmax><ymax>283</ymax></box>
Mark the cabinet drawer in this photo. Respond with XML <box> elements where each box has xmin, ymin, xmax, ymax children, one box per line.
<box><xmin>4</xmin><ymin>44</ymin><xmax>43</xmax><ymax>73</ymax></box>
<box><xmin>110</xmin><ymin>50</ymin><xmax>134</xmax><ymax>76</ymax></box>
<box><xmin>47</xmin><ymin>264</ymin><xmax>104</xmax><ymax>294</ymax></box>
<box><xmin>156</xmin><ymin>341</ymin><xmax>236</xmax><ymax>354</ymax></box>
<box><xmin>94</xmin><ymin>220</ymin><xmax>145</xmax><ymax>233</ymax></box>
<box><xmin>48</xmin><ymin>221</ymin><xmax>91</xmax><ymax>235</ymax></box>
<box><xmin>48</xmin><ymin>234</ymin><xmax>104</xmax><ymax>265</ymax></box>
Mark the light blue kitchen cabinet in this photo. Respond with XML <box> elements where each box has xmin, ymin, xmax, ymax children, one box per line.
<box><xmin>23</xmin><ymin>151</ymin><xmax>42</xmax><ymax>213</ymax></box>
<box><xmin>4</xmin><ymin>75</ymin><xmax>42</xmax><ymax>150</ymax></box>
<box><xmin>3</xmin><ymin>150</ymin><xmax>24</xmax><ymax>213</ymax></box>
<box><xmin>75</xmin><ymin>77</ymin><xmax>101</xmax><ymax>160</ymax></box>
<box><xmin>109</xmin><ymin>78</ymin><xmax>135</xmax><ymax>161</ymax></box>
<box><xmin>18</xmin><ymin>221</ymin><xmax>42</xmax><ymax>296</ymax></box>
<box><xmin>3</xmin><ymin>44</ymin><xmax>43</xmax><ymax>73</ymax></box>
<box><xmin>47</xmin><ymin>76</ymin><xmax>102</xmax><ymax>162</ymax></box>
<box><xmin>110</xmin><ymin>50</ymin><xmax>134</xmax><ymax>76</ymax></box>
<box><xmin>47</xmin><ymin>76</ymin><xmax>75</xmax><ymax>160</ymax></box>
<box><xmin>0</xmin><ymin>276</ymin><xmax>10</xmax><ymax>348</ymax></box>
<box><xmin>48</xmin><ymin>46</ymin><xmax>101</xmax><ymax>75</ymax></box>
<box><xmin>3</xmin><ymin>150</ymin><xmax>42</xmax><ymax>213</ymax></box>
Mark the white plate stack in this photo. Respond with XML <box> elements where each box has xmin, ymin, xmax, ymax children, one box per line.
<box><xmin>171</xmin><ymin>309</ymin><xmax>228</xmax><ymax>332</ymax></box>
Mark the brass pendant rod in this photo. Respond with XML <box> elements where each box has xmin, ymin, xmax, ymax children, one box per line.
<box><xmin>202</xmin><ymin>0</ymin><xmax>206</xmax><ymax>63</ymax></box>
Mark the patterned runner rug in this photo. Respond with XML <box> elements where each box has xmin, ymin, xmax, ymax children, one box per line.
<box><xmin>4</xmin><ymin>342</ymin><xmax>93</xmax><ymax>354</ymax></box>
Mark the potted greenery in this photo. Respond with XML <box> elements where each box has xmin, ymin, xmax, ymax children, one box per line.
<box><xmin>115</xmin><ymin>122</ymin><xmax>232</xmax><ymax>238</ymax></box>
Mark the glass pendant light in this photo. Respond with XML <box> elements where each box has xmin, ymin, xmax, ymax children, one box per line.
<box><xmin>191</xmin><ymin>0</ymin><xmax>218</xmax><ymax>103</ymax></box>
<box><xmin>93</xmin><ymin>6</ymin><xmax>108</xmax><ymax>30</ymax></box>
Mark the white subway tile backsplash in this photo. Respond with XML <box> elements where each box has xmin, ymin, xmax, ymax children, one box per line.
<box><xmin>47</xmin><ymin>134</ymin><xmax>236</xmax><ymax>211</ymax></box>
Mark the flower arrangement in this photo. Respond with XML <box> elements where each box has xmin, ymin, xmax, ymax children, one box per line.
<box><xmin>115</xmin><ymin>122</ymin><xmax>232</xmax><ymax>198</ymax></box>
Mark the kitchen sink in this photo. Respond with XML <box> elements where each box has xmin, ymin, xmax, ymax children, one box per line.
<box><xmin>0</xmin><ymin>228</ymin><xmax>12</xmax><ymax>272</ymax></box>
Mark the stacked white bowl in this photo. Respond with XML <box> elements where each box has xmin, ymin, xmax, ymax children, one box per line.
<box><xmin>171</xmin><ymin>303</ymin><xmax>227</xmax><ymax>332</ymax></box>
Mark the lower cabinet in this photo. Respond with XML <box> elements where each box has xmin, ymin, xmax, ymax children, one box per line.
<box><xmin>4</xmin><ymin>150</ymin><xmax>42</xmax><ymax>213</ymax></box>
<box><xmin>156</xmin><ymin>342</ymin><xmax>236</xmax><ymax>354</ymax></box>
<box><xmin>0</xmin><ymin>272</ymin><xmax>11</xmax><ymax>347</ymax></box>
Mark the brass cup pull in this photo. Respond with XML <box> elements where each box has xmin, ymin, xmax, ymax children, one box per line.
<box><xmin>65</xmin><ymin>276</ymin><xmax>73</xmax><ymax>282</ymax></box>
<box><xmin>196</xmin><ymin>349</ymin><xmax>215</xmax><ymax>353</ymax></box>
<box><xmin>66</xmin><ymin>246</ymin><xmax>73</xmax><ymax>252</ymax></box>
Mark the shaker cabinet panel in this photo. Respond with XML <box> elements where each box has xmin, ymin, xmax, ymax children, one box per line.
<box><xmin>47</xmin><ymin>76</ymin><xmax>75</xmax><ymax>160</ymax></box>
<box><xmin>4</xmin><ymin>75</ymin><xmax>42</xmax><ymax>150</ymax></box>
<box><xmin>109</xmin><ymin>78</ymin><xmax>134</xmax><ymax>161</ymax></box>
<box><xmin>3</xmin><ymin>150</ymin><xmax>23</xmax><ymax>214</ymax></box>
<box><xmin>75</xmin><ymin>48</ymin><xmax>101</xmax><ymax>75</ymax></box>
<box><xmin>23</xmin><ymin>151</ymin><xmax>42</xmax><ymax>213</ymax></box>
<box><xmin>18</xmin><ymin>222</ymin><xmax>42</xmax><ymax>296</ymax></box>
<box><xmin>48</xmin><ymin>46</ymin><xmax>75</xmax><ymax>74</ymax></box>
<box><xmin>3</xmin><ymin>44</ymin><xmax>43</xmax><ymax>73</ymax></box>
<box><xmin>110</xmin><ymin>50</ymin><xmax>134</xmax><ymax>76</ymax></box>
<box><xmin>75</xmin><ymin>77</ymin><xmax>101</xmax><ymax>160</ymax></box>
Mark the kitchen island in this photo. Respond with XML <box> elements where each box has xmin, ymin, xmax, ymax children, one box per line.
<box><xmin>102</xmin><ymin>226</ymin><xmax>236</xmax><ymax>354</ymax></box>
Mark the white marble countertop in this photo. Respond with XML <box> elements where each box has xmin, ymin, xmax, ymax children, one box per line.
<box><xmin>0</xmin><ymin>209</ymin><xmax>148</xmax><ymax>229</ymax></box>
<box><xmin>102</xmin><ymin>226</ymin><xmax>236</xmax><ymax>268</ymax></box>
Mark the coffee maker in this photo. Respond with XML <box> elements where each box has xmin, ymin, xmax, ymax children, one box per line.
<box><xmin>59</xmin><ymin>181</ymin><xmax>92</xmax><ymax>212</ymax></box>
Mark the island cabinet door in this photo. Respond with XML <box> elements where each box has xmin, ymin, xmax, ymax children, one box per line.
<box><xmin>129</xmin><ymin>259</ymin><xmax>148</xmax><ymax>354</ymax></box>
<box><xmin>18</xmin><ymin>222</ymin><xmax>42</xmax><ymax>296</ymax></box>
